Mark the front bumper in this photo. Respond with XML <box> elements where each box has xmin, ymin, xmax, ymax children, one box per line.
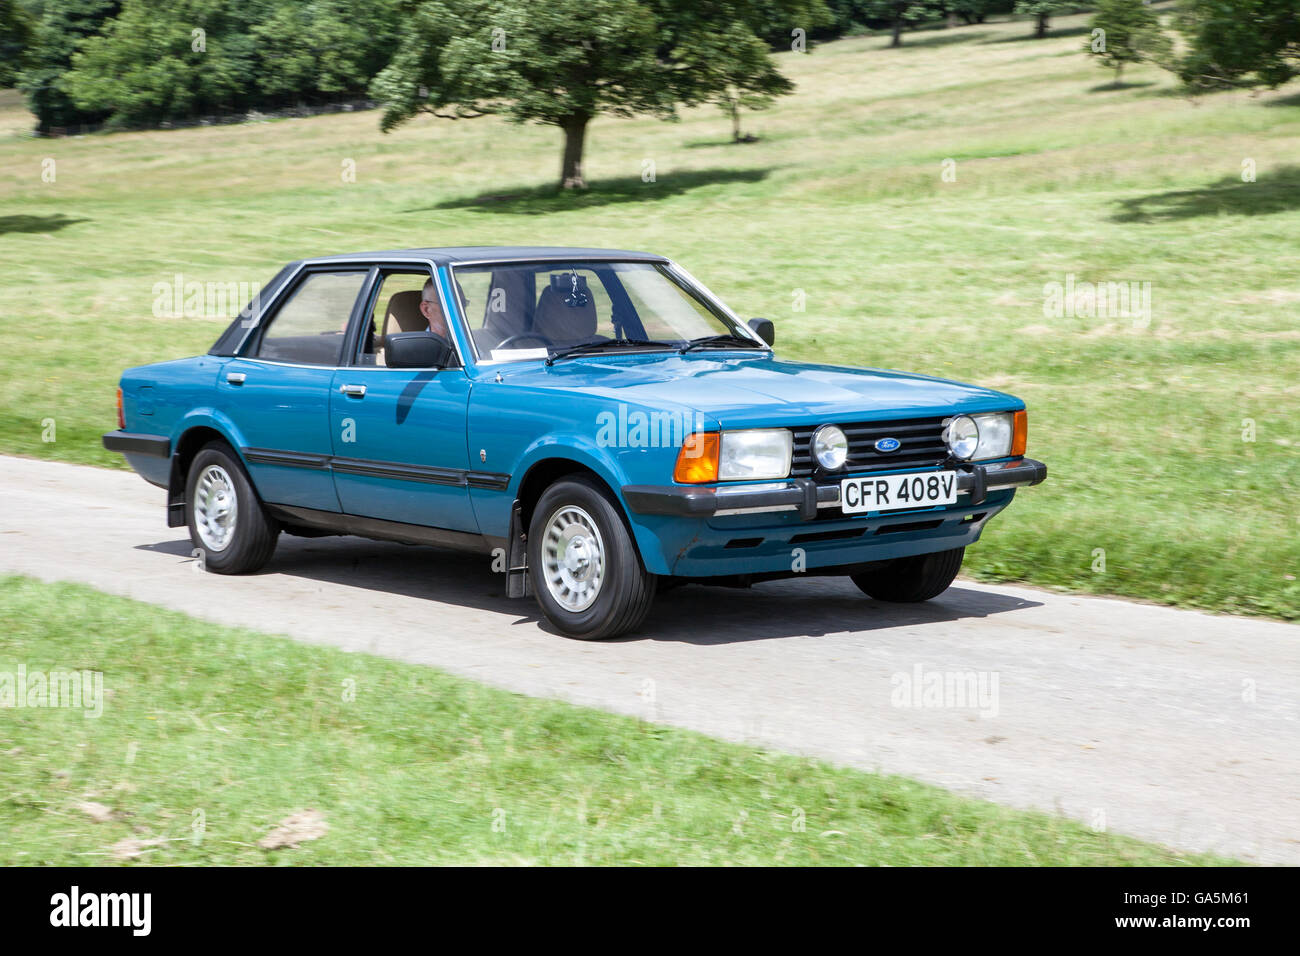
<box><xmin>622</xmin><ymin>458</ymin><xmax>1046</xmax><ymax>520</ymax></box>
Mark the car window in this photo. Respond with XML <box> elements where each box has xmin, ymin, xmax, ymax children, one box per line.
<box><xmin>356</xmin><ymin>271</ymin><xmax>441</xmax><ymax>366</ymax></box>
<box><xmin>618</xmin><ymin>266</ymin><xmax>720</xmax><ymax>340</ymax></box>
<box><xmin>255</xmin><ymin>271</ymin><xmax>366</xmax><ymax>366</ymax></box>
<box><xmin>451</xmin><ymin>260</ymin><xmax>737</xmax><ymax>360</ymax></box>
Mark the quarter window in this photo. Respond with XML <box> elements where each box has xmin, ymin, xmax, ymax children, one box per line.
<box><xmin>255</xmin><ymin>271</ymin><xmax>366</xmax><ymax>365</ymax></box>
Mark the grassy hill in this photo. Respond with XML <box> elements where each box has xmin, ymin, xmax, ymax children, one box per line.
<box><xmin>1</xmin><ymin>11</ymin><xmax>1297</xmax><ymax>618</ymax></box>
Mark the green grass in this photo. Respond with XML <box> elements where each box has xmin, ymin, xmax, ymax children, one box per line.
<box><xmin>0</xmin><ymin>11</ymin><xmax>1297</xmax><ymax>619</ymax></box>
<box><xmin>0</xmin><ymin>575</ymin><xmax>1229</xmax><ymax>865</ymax></box>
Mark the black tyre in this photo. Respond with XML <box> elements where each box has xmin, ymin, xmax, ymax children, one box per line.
<box><xmin>186</xmin><ymin>441</ymin><xmax>279</xmax><ymax>574</ymax></box>
<box><xmin>528</xmin><ymin>476</ymin><xmax>656</xmax><ymax>640</ymax></box>
<box><xmin>850</xmin><ymin>546</ymin><xmax>964</xmax><ymax>603</ymax></box>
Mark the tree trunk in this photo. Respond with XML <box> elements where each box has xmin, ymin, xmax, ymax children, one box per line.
<box><xmin>730</xmin><ymin>99</ymin><xmax>741</xmax><ymax>143</ymax></box>
<box><xmin>1115</xmin><ymin>62</ymin><xmax>1124</xmax><ymax>84</ymax></box>
<box><xmin>1035</xmin><ymin>14</ymin><xmax>1049</xmax><ymax>38</ymax></box>
<box><xmin>559</xmin><ymin>114</ymin><xmax>589</xmax><ymax>189</ymax></box>
<box><xmin>891</xmin><ymin>16</ymin><xmax>903</xmax><ymax>48</ymax></box>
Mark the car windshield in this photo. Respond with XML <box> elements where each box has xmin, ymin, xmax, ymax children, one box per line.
<box><xmin>450</xmin><ymin>260</ymin><xmax>760</xmax><ymax>362</ymax></box>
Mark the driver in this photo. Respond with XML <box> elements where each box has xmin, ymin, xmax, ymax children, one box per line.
<box><xmin>420</xmin><ymin>279</ymin><xmax>450</xmax><ymax>339</ymax></box>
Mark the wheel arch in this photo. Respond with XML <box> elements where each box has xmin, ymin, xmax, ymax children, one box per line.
<box><xmin>516</xmin><ymin>456</ymin><xmax>626</xmax><ymax>533</ymax></box>
<box><xmin>165</xmin><ymin>418</ymin><xmax>249</xmax><ymax>528</ymax></box>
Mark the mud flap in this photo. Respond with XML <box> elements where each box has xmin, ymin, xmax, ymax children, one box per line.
<box><xmin>167</xmin><ymin>454</ymin><xmax>186</xmax><ymax>527</ymax></box>
<box><xmin>505</xmin><ymin>499</ymin><xmax>530</xmax><ymax>598</ymax></box>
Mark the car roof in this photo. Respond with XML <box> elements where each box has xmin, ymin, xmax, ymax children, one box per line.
<box><xmin>298</xmin><ymin>246</ymin><xmax>670</xmax><ymax>267</ymax></box>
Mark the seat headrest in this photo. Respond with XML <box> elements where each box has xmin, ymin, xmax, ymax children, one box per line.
<box><xmin>533</xmin><ymin>285</ymin><xmax>596</xmax><ymax>345</ymax></box>
<box><xmin>383</xmin><ymin>289</ymin><xmax>427</xmax><ymax>336</ymax></box>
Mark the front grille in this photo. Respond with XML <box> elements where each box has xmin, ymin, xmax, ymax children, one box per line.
<box><xmin>791</xmin><ymin>416</ymin><xmax>949</xmax><ymax>478</ymax></box>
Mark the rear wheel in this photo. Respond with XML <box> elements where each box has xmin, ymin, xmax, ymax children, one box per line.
<box><xmin>850</xmin><ymin>546</ymin><xmax>964</xmax><ymax>603</ymax></box>
<box><xmin>529</xmin><ymin>477</ymin><xmax>656</xmax><ymax>640</ymax></box>
<box><xmin>186</xmin><ymin>442</ymin><xmax>279</xmax><ymax>574</ymax></box>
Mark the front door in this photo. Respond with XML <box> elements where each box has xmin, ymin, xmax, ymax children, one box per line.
<box><xmin>328</xmin><ymin>269</ymin><xmax>477</xmax><ymax>533</ymax></box>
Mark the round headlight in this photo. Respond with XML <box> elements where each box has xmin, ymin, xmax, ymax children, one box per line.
<box><xmin>812</xmin><ymin>424</ymin><xmax>848</xmax><ymax>471</ymax></box>
<box><xmin>943</xmin><ymin>415</ymin><xmax>979</xmax><ymax>460</ymax></box>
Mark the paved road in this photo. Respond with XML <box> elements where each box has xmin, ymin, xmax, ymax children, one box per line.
<box><xmin>1</xmin><ymin>455</ymin><xmax>1297</xmax><ymax>862</ymax></box>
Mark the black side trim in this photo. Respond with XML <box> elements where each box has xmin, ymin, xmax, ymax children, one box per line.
<box><xmin>241</xmin><ymin>447</ymin><xmax>511</xmax><ymax>490</ymax></box>
<box><xmin>103</xmin><ymin>431</ymin><xmax>170</xmax><ymax>458</ymax></box>
<box><xmin>332</xmin><ymin>456</ymin><xmax>464</xmax><ymax>486</ymax></box>
<box><xmin>263</xmin><ymin>503</ymin><xmax>501</xmax><ymax>554</ymax></box>
<box><xmin>244</xmin><ymin>447</ymin><xmax>331</xmax><ymax>470</ymax></box>
<box><xmin>466</xmin><ymin>471</ymin><xmax>511</xmax><ymax>491</ymax></box>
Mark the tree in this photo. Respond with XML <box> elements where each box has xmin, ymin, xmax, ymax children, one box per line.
<box><xmin>371</xmin><ymin>0</ymin><xmax>827</xmax><ymax>188</ymax></box>
<box><xmin>1014</xmin><ymin>0</ymin><xmax>1067</xmax><ymax>38</ymax></box>
<box><xmin>250</xmin><ymin>1</ymin><xmax>399</xmax><ymax>101</ymax></box>
<box><xmin>52</xmin><ymin>0</ymin><xmax>401</xmax><ymax>129</ymax></box>
<box><xmin>16</xmin><ymin>0</ymin><xmax>120</xmax><ymax>132</ymax></box>
<box><xmin>1173</xmin><ymin>0</ymin><xmax>1300</xmax><ymax>90</ymax></box>
<box><xmin>1087</xmin><ymin>0</ymin><xmax>1168</xmax><ymax>84</ymax></box>
<box><xmin>690</xmin><ymin>21</ymin><xmax>794</xmax><ymax>142</ymax></box>
<box><xmin>862</xmin><ymin>1</ymin><xmax>941</xmax><ymax>48</ymax></box>
<box><xmin>0</xmin><ymin>0</ymin><xmax>33</xmax><ymax>87</ymax></box>
<box><xmin>60</xmin><ymin>0</ymin><xmax>254</xmax><ymax>127</ymax></box>
<box><xmin>949</xmin><ymin>0</ymin><xmax>997</xmax><ymax>25</ymax></box>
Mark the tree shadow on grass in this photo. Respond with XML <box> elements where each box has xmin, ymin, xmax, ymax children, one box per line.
<box><xmin>1086</xmin><ymin>80</ymin><xmax>1157</xmax><ymax>93</ymax></box>
<box><xmin>984</xmin><ymin>25</ymin><xmax>1093</xmax><ymax>44</ymax></box>
<box><xmin>1111</xmin><ymin>166</ymin><xmax>1300</xmax><ymax>223</ymax></box>
<box><xmin>1262</xmin><ymin>89</ymin><xmax>1300</xmax><ymax>108</ymax></box>
<box><xmin>890</xmin><ymin>28</ymin><xmax>986</xmax><ymax>51</ymax></box>
<box><xmin>0</xmin><ymin>213</ymin><xmax>90</xmax><ymax>235</ymax></box>
<box><xmin>408</xmin><ymin>167</ymin><xmax>775</xmax><ymax>216</ymax></box>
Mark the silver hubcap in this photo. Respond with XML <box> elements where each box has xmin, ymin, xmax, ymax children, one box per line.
<box><xmin>542</xmin><ymin>505</ymin><xmax>606</xmax><ymax>613</ymax></box>
<box><xmin>194</xmin><ymin>465</ymin><xmax>238</xmax><ymax>552</ymax></box>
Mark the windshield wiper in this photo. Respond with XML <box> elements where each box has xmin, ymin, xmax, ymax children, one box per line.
<box><xmin>545</xmin><ymin>338</ymin><xmax>673</xmax><ymax>366</ymax></box>
<box><xmin>678</xmin><ymin>333</ymin><xmax>765</xmax><ymax>354</ymax></box>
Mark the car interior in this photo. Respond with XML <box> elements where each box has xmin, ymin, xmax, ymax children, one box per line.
<box><xmin>465</xmin><ymin>267</ymin><xmax>626</xmax><ymax>356</ymax></box>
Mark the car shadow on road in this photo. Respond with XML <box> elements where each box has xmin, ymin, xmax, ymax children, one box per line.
<box><xmin>137</xmin><ymin>535</ymin><xmax>1041</xmax><ymax>644</ymax></box>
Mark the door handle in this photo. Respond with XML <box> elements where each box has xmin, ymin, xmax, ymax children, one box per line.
<box><xmin>339</xmin><ymin>384</ymin><xmax>366</xmax><ymax>398</ymax></box>
<box><xmin>226</xmin><ymin>372</ymin><xmax>246</xmax><ymax>385</ymax></box>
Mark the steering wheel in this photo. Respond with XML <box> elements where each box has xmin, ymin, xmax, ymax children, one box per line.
<box><xmin>494</xmin><ymin>333</ymin><xmax>551</xmax><ymax>350</ymax></box>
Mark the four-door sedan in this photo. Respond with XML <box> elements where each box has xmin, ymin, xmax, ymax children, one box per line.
<box><xmin>104</xmin><ymin>247</ymin><xmax>1046</xmax><ymax>639</ymax></box>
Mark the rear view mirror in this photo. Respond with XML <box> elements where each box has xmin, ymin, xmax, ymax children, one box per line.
<box><xmin>747</xmin><ymin>317</ymin><xmax>775</xmax><ymax>346</ymax></box>
<box><xmin>386</xmin><ymin>332</ymin><xmax>454</xmax><ymax>369</ymax></box>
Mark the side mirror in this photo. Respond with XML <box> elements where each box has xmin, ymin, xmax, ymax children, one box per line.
<box><xmin>386</xmin><ymin>331</ymin><xmax>454</xmax><ymax>369</ymax></box>
<box><xmin>747</xmin><ymin>317</ymin><xmax>775</xmax><ymax>346</ymax></box>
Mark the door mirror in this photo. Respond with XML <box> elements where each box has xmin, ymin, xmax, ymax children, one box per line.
<box><xmin>385</xmin><ymin>332</ymin><xmax>454</xmax><ymax>369</ymax></box>
<box><xmin>747</xmin><ymin>317</ymin><xmax>775</xmax><ymax>346</ymax></box>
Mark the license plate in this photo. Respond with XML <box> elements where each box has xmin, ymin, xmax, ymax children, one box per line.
<box><xmin>840</xmin><ymin>470</ymin><xmax>957</xmax><ymax>514</ymax></box>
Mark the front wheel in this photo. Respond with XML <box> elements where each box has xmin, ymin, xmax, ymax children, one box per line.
<box><xmin>186</xmin><ymin>442</ymin><xmax>279</xmax><ymax>574</ymax></box>
<box><xmin>850</xmin><ymin>546</ymin><xmax>964</xmax><ymax>603</ymax></box>
<box><xmin>528</xmin><ymin>477</ymin><xmax>656</xmax><ymax>640</ymax></box>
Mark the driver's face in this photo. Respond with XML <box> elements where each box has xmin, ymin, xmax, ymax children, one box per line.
<box><xmin>420</xmin><ymin>296</ymin><xmax>448</xmax><ymax>338</ymax></box>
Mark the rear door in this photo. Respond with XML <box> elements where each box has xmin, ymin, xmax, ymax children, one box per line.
<box><xmin>217</xmin><ymin>268</ymin><xmax>368</xmax><ymax>511</ymax></box>
<box><xmin>327</xmin><ymin>267</ymin><xmax>478</xmax><ymax>533</ymax></box>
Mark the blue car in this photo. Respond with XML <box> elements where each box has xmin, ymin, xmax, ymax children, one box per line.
<box><xmin>104</xmin><ymin>247</ymin><xmax>1046</xmax><ymax>639</ymax></box>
